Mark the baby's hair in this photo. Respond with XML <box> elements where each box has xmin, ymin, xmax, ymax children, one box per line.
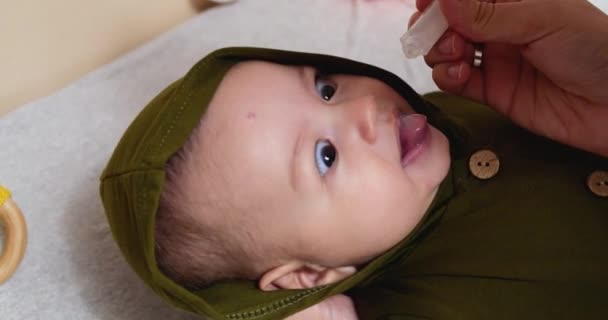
<box><xmin>155</xmin><ymin>121</ymin><xmax>266</xmax><ymax>290</ymax></box>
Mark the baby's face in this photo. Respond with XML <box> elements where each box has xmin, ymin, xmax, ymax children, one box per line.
<box><xmin>201</xmin><ymin>61</ymin><xmax>450</xmax><ymax>268</ymax></box>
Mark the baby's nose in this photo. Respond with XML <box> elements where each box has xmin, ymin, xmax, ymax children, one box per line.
<box><xmin>345</xmin><ymin>95</ymin><xmax>396</xmax><ymax>144</ymax></box>
<box><xmin>348</xmin><ymin>95</ymin><xmax>377</xmax><ymax>144</ymax></box>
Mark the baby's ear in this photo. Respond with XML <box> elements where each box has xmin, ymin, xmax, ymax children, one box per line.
<box><xmin>259</xmin><ymin>262</ymin><xmax>356</xmax><ymax>291</ymax></box>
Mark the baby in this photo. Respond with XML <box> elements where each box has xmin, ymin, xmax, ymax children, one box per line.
<box><xmin>101</xmin><ymin>47</ymin><xmax>608</xmax><ymax>320</ymax></box>
<box><xmin>155</xmin><ymin>59</ymin><xmax>450</xmax><ymax>288</ymax></box>
<box><xmin>155</xmin><ymin>58</ymin><xmax>449</xmax><ymax>318</ymax></box>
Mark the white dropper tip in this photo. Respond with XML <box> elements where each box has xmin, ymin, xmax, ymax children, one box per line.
<box><xmin>400</xmin><ymin>0</ymin><xmax>449</xmax><ymax>59</ymax></box>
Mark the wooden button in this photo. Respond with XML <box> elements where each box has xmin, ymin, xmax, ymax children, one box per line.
<box><xmin>469</xmin><ymin>149</ymin><xmax>500</xmax><ymax>180</ymax></box>
<box><xmin>587</xmin><ymin>170</ymin><xmax>608</xmax><ymax>197</ymax></box>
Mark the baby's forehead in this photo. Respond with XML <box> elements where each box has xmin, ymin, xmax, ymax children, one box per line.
<box><xmin>226</xmin><ymin>60</ymin><xmax>297</xmax><ymax>77</ymax></box>
<box><xmin>221</xmin><ymin>60</ymin><xmax>372</xmax><ymax>85</ymax></box>
<box><xmin>203</xmin><ymin>61</ymin><xmax>314</xmax><ymax>125</ymax></box>
<box><xmin>192</xmin><ymin>61</ymin><xmax>316</xmax><ymax>193</ymax></box>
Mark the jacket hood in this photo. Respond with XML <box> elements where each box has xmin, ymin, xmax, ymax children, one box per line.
<box><xmin>99</xmin><ymin>47</ymin><xmax>457</xmax><ymax>319</ymax></box>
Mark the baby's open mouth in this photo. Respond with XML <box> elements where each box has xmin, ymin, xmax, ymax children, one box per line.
<box><xmin>398</xmin><ymin>113</ymin><xmax>429</xmax><ymax>167</ymax></box>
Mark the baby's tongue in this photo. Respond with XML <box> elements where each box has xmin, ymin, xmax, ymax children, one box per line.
<box><xmin>399</xmin><ymin>114</ymin><xmax>428</xmax><ymax>155</ymax></box>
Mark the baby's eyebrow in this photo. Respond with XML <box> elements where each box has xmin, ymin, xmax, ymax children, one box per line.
<box><xmin>289</xmin><ymin>130</ymin><xmax>304</xmax><ymax>193</ymax></box>
<box><xmin>297</xmin><ymin>66</ymin><xmax>310</xmax><ymax>97</ymax></box>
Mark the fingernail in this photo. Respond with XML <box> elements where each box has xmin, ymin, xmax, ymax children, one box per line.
<box><xmin>438</xmin><ymin>36</ymin><xmax>454</xmax><ymax>55</ymax></box>
<box><xmin>447</xmin><ymin>63</ymin><xmax>462</xmax><ymax>79</ymax></box>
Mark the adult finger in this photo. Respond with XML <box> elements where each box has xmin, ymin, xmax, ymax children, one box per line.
<box><xmin>432</xmin><ymin>62</ymin><xmax>486</xmax><ymax>103</ymax></box>
<box><xmin>423</xmin><ymin>31</ymin><xmax>474</xmax><ymax>67</ymax></box>
<box><xmin>438</xmin><ymin>0</ymin><xmax>564</xmax><ymax>44</ymax></box>
<box><xmin>416</xmin><ymin>0</ymin><xmax>433</xmax><ymax>12</ymax></box>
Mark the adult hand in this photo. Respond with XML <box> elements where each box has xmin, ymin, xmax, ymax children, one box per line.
<box><xmin>410</xmin><ymin>0</ymin><xmax>608</xmax><ymax>157</ymax></box>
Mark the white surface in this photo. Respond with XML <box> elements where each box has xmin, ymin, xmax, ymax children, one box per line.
<box><xmin>0</xmin><ymin>1</ymin><xmax>431</xmax><ymax>319</ymax></box>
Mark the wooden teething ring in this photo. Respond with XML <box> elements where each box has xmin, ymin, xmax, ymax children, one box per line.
<box><xmin>0</xmin><ymin>186</ymin><xmax>27</xmax><ymax>284</ymax></box>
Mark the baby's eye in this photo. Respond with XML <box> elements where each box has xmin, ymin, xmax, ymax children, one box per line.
<box><xmin>315</xmin><ymin>139</ymin><xmax>337</xmax><ymax>176</ymax></box>
<box><xmin>315</xmin><ymin>73</ymin><xmax>337</xmax><ymax>101</ymax></box>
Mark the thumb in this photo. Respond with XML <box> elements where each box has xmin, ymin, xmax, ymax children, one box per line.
<box><xmin>438</xmin><ymin>0</ymin><xmax>564</xmax><ymax>44</ymax></box>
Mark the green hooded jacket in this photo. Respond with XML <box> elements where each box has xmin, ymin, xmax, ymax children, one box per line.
<box><xmin>100</xmin><ymin>47</ymin><xmax>608</xmax><ymax>319</ymax></box>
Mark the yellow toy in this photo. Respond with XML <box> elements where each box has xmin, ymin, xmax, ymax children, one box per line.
<box><xmin>0</xmin><ymin>185</ymin><xmax>27</xmax><ymax>284</ymax></box>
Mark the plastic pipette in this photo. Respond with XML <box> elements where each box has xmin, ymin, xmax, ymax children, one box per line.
<box><xmin>401</xmin><ymin>0</ymin><xmax>449</xmax><ymax>59</ymax></box>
